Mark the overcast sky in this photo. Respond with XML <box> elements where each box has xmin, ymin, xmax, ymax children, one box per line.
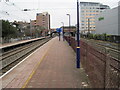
<box><xmin>0</xmin><ymin>0</ymin><xmax>119</xmax><ymax>28</ymax></box>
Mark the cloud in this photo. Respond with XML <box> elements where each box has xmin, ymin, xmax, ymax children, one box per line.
<box><xmin>1</xmin><ymin>0</ymin><xmax>119</xmax><ymax>28</ymax></box>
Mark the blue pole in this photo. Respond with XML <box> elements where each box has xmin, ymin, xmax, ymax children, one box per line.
<box><xmin>76</xmin><ymin>0</ymin><xmax>80</xmax><ymax>68</ymax></box>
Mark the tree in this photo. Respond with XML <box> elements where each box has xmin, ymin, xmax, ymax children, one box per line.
<box><xmin>2</xmin><ymin>20</ymin><xmax>18</xmax><ymax>38</ymax></box>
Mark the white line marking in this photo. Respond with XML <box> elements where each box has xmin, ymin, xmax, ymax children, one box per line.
<box><xmin>0</xmin><ymin>40</ymin><xmax>50</xmax><ymax>79</ymax></box>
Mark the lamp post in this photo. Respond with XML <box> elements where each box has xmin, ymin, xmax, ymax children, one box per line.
<box><xmin>61</xmin><ymin>22</ymin><xmax>64</xmax><ymax>41</ymax></box>
<box><xmin>66</xmin><ymin>14</ymin><xmax>71</xmax><ymax>46</ymax></box>
<box><xmin>76</xmin><ymin>0</ymin><xmax>80</xmax><ymax>68</ymax></box>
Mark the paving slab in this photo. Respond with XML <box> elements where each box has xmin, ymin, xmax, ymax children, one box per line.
<box><xmin>1</xmin><ymin>37</ymin><xmax>91</xmax><ymax>89</ymax></box>
<box><xmin>25</xmin><ymin>37</ymin><xmax>91</xmax><ymax>88</ymax></box>
<box><xmin>1</xmin><ymin>37</ymin><xmax>54</xmax><ymax>89</ymax></box>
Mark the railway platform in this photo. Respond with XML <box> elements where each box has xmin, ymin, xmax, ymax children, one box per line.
<box><xmin>0</xmin><ymin>37</ymin><xmax>45</xmax><ymax>49</ymax></box>
<box><xmin>1</xmin><ymin>37</ymin><xmax>91</xmax><ymax>88</ymax></box>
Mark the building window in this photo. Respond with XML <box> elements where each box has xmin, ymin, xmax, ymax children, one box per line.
<box><xmin>37</xmin><ymin>13</ymin><xmax>39</xmax><ymax>16</ymax></box>
<box><xmin>81</xmin><ymin>10</ymin><xmax>84</xmax><ymax>12</ymax></box>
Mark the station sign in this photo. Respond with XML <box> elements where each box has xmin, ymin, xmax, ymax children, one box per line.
<box><xmin>56</xmin><ymin>28</ymin><xmax>62</xmax><ymax>33</ymax></box>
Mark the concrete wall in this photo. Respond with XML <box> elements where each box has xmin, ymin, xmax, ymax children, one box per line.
<box><xmin>95</xmin><ymin>7</ymin><xmax>119</xmax><ymax>35</ymax></box>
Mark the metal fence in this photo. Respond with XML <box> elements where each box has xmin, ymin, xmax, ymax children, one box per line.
<box><xmin>64</xmin><ymin>36</ymin><xmax>120</xmax><ymax>88</ymax></box>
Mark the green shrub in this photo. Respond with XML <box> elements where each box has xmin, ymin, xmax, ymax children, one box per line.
<box><xmin>93</xmin><ymin>34</ymin><xmax>97</xmax><ymax>40</ymax></box>
<box><xmin>101</xmin><ymin>33</ymin><xmax>107</xmax><ymax>41</ymax></box>
<box><xmin>93</xmin><ymin>34</ymin><xmax>101</xmax><ymax>40</ymax></box>
<box><xmin>106</xmin><ymin>34</ymin><xmax>111</xmax><ymax>41</ymax></box>
<box><xmin>88</xmin><ymin>33</ymin><xmax>94</xmax><ymax>39</ymax></box>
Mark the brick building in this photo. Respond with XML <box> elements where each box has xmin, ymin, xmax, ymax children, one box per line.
<box><xmin>36</xmin><ymin>12</ymin><xmax>50</xmax><ymax>30</ymax></box>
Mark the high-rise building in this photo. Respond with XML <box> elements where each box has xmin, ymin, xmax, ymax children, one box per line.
<box><xmin>80</xmin><ymin>2</ymin><xmax>110</xmax><ymax>34</ymax></box>
<box><xmin>36</xmin><ymin>12</ymin><xmax>50</xmax><ymax>30</ymax></box>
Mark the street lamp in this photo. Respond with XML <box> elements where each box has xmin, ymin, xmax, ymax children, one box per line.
<box><xmin>66</xmin><ymin>14</ymin><xmax>71</xmax><ymax>45</ymax></box>
<box><xmin>61</xmin><ymin>22</ymin><xmax>64</xmax><ymax>41</ymax></box>
<box><xmin>76</xmin><ymin>0</ymin><xmax>80</xmax><ymax>68</ymax></box>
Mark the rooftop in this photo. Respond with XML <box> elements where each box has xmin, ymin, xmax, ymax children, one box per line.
<box><xmin>80</xmin><ymin>2</ymin><xmax>100</xmax><ymax>5</ymax></box>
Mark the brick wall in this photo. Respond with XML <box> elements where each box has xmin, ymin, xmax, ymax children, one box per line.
<box><xmin>64</xmin><ymin>36</ymin><xmax>120</xmax><ymax>88</ymax></box>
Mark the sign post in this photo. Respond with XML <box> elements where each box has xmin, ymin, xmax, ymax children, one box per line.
<box><xmin>56</xmin><ymin>28</ymin><xmax>62</xmax><ymax>41</ymax></box>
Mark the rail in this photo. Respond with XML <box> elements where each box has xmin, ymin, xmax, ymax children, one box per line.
<box><xmin>0</xmin><ymin>37</ymin><xmax>52</xmax><ymax>76</ymax></box>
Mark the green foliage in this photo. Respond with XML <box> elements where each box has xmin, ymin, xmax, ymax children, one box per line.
<box><xmin>93</xmin><ymin>34</ymin><xmax>101</xmax><ymax>40</ymax></box>
<box><xmin>101</xmin><ymin>33</ymin><xmax>107</xmax><ymax>41</ymax></box>
<box><xmin>88</xmin><ymin>33</ymin><xmax>94</xmax><ymax>39</ymax></box>
<box><xmin>80</xmin><ymin>33</ymin><xmax>84</xmax><ymax>38</ymax></box>
<box><xmin>2</xmin><ymin>20</ymin><xmax>18</xmax><ymax>38</ymax></box>
<box><xmin>93</xmin><ymin>34</ymin><xmax>98</xmax><ymax>40</ymax></box>
<box><xmin>106</xmin><ymin>34</ymin><xmax>111</xmax><ymax>41</ymax></box>
<box><xmin>97</xmin><ymin>34</ymin><xmax>101</xmax><ymax>40</ymax></box>
<box><xmin>81</xmin><ymin>33</ymin><xmax>119</xmax><ymax>43</ymax></box>
<box><xmin>106</xmin><ymin>35</ymin><xmax>115</xmax><ymax>42</ymax></box>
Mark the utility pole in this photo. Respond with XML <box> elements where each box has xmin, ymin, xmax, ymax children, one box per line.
<box><xmin>76</xmin><ymin>0</ymin><xmax>80</xmax><ymax>68</ymax></box>
<box><xmin>88</xmin><ymin>18</ymin><xmax>90</xmax><ymax>34</ymax></box>
<box><xmin>30</xmin><ymin>19</ymin><xmax>32</xmax><ymax>38</ymax></box>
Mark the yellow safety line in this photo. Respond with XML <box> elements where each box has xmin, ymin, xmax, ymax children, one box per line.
<box><xmin>21</xmin><ymin>40</ymin><xmax>54</xmax><ymax>89</ymax></box>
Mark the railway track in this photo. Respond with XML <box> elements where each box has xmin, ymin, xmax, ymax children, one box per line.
<box><xmin>0</xmin><ymin>37</ymin><xmax>52</xmax><ymax>76</ymax></box>
<box><xmin>81</xmin><ymin>38</ymin><xmax>120</xmax><ymax>60</ymax></box>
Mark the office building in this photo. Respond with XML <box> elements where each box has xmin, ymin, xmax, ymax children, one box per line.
<box><xmin>80</xmin><ymin>2</ymin><xmax>110</xmax><ymax>34</ymax></box>
<box><xmin>95</xmin><ymin>6</ymin><xmax>119</xmax><ymax>35</ymax></box>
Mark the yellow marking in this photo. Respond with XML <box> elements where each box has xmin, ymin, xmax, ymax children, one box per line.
<box><xmin>77</xmin><ymin>47</ymin><xmax>80</xmax><ymax>48</ymax></box>
<box><xmin>21</xmin><ymin>40</ymin><xmax>54</xmax><ymax>89</ymax></box>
